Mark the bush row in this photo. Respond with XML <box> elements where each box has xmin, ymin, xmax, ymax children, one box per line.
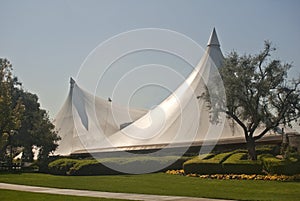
<box><xmin>223</xmin><ymin>153</ymin><xmax>262</xmax><ymax>174</ymax></box>
<box><xmin>48</xmin><ymin>158</ymin><xmax>79</xmax><ymax>175</ymax></box>
<box><xmin>48</xmin><ymin>156</ymin><xmax>189</xmax><ymax>175</ymax></box>
<box><xmin>183</xmin><ymin>152</ymin><xmax>235</xmax><ymax>175</ymax></box>
<box><xmin>183</xmin><ymin>151</ymin><xmax>300</xmax><ymax>175</ymax></box>
<box><xmin>260</xmin><ymin>154</ymin><xmax>300</xmax><ymax>175</ymax></box>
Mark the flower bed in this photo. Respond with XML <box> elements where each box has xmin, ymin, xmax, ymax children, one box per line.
<box><xmin>166</xmin><ymin>169</ymin><xmax>300</xmax><ymax>181</ymax></box>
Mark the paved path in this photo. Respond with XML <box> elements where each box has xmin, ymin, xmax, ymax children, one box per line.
<box><xmin>0</xmin><ymin>182</ymin><xmax>231</xmax><ymax>201</ymax></box>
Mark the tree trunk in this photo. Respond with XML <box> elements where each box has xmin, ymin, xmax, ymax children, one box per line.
<box><xmin>246</xmin><ymin>137</ymin><xmax>257</xmax><ymax>160</ymax></box>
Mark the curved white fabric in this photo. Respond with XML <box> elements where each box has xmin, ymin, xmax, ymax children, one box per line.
<box><xmin>54</xmin><ymin>29</ymin><xmax>254</xmax><ymax>155</ymax></box>
<box><xmin>54</xmin><ymin>82</ymin><xmax>147</xmax><ymax>155</ymax></box>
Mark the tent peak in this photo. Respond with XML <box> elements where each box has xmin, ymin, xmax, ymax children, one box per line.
<box><xmin>207</xmin><ymin>28</ymin><xmax>220</xmax><ymax>47</ymax></box>
<box><xmin>70</xmin><ymin>77</ymin><xmax>75</xmax><ymax>88</ymax></box>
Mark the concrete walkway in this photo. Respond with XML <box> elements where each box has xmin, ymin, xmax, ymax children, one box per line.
<box><xmin>0</xmin><ymin>182</ymin><xmax>231</xmax><ymax>201</ymax></box>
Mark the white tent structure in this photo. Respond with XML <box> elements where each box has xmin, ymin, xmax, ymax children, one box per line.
<box><xmin>54</xmin><ymin>29</ymin><xmax>270</xmax><ymax>156</ymax></box>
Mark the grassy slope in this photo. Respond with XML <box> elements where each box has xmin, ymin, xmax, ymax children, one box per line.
<box><xmin>0</xmin><ymin>189</ymin><xmax>129</xmax><ymax>201</ymax></box>
<box><xmin>0</xmin><ymin>173</ymin><xmax>299</xmax><ymax>200</ymax></box>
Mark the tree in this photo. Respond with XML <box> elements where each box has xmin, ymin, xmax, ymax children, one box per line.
<box><xmin>0</xmin><ymin>58</ymin><xmax>60</xmax><ymax>165</ymax></box>
<box><xmin>204</xmin><ymin>41</ymin><xmax>300</xmax><ymax>160</ymax></box>
<box><xmin>11</xmin><ymin>91</ymin><xmax>39</xmax><ymax>161</ymax></box>
<box><xmin>11</xmin><ymin>90</ymin><xmax>60</xmax><ymax>162</ymax></box>
<box><xmin>0</xmin><ymin>58</ymin><xmax>24</xmax><ymax>163</ymax></box>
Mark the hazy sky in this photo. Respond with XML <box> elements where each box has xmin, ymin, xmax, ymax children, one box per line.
<box><xmin>1</xmin><ymin>0</ymin><xmax>300</xmax><ymax>118</ymax></box>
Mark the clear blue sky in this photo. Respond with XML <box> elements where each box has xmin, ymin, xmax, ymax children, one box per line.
<box><xmin>1</xmin><ymin>0</ymin><xmax>300</xmax><ymax>118</ymax></box>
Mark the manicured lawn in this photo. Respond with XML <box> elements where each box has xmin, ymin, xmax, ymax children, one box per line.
<box><xmin>0</xmin><ymin>173</ymin><xmax>299</xmax><ymax>200</ymax></box>
<box><xmin>0</xmin><ymin>189</ymin><xmax>129</xmax><ymax>201</ymax></box>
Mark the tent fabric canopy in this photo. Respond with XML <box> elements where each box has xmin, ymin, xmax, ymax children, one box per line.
<box><xmin>54</xmin><ymin>29</ymin><xmax>257</xmax><ymax>156</ymax></box>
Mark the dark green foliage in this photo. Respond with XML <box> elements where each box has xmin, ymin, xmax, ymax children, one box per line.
<box><xmin>162</xmin><ymin>157</ymin><xmax>189</xmax><ymax>171</ymax></box>
<box><xmin>68</xmin><ymin>160</ymin><xmax>119</xmax><ymax>176</ymax></box>
<box><xmin>0</xmin><ymin>58</ymin><xmax>24</xmax><ymax>165</ymax></box>
<box><xmin>183</xmin><ymin>160</ymin><xmax>222</xmax><ymax>175</ymax></box>
<box><xmin>12</xmin><ymin>90</ymin><xmax>60</xmax><ymax>162</ymax></box>
<box><xmin>0</xmin><ymin>58</ymin><xmax>60</xmax><ymax>170</ymax></box>
<box><xmin>48</xmin><ymin>156</ymin><xmax>191</xmax><ymax>176</ymax></box>
<box><xmin>184</xmin><ymin>150</ymin><xmax>300</xmax><ymax>175</ymax></box>
<box><xmin>255</xmin><ymin>145</ymin><xmax>279</xmax><ymax>155</ymax></box>
<box><xmin>48</xmin><ymin>158</ymin><xmax>78</xmax><ymax>175</ymax></box>
<box><xmin>260</xmin><ymin>154</ymin><xmax>300</xmax><ymax>175</ymax></box>
<box><xmin>222</xmin><ymin>153</ymin><xmax>262</xmax><ymax>174</ymax></box>
<box><xmin>183</xmin><ymin>152</ymin><xmax>233</xmax><ymax>174</ymax></box>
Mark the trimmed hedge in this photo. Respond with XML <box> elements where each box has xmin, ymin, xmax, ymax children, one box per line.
<box><xmin>48</xmin><ymin>156</ymin><xmax>190</xmax><ymax>175</ymax></box>
<box><xmin>162</xmin><ymin>157</ymin><xmax>190</xmax><ymax>171</ymax></box>
<box><xmin>68</xmin><ymin>160</ymin><xmax>119</xmax><ymax>175</ymax></box>
<box><xmin>183</xmin><ymin>151</ymin><xmax>300</xmax><ymax>176</ymax></box>
<box><xmin>255</xmin><ymin>145</ymin><xmax>279</xmax><ymax>155</ymax></box>
<box><xmin>260</xmin><ymin>154</ymin><xmax>300</xmax><ymax>175</ymax></box>
<box><xmin>222</xmin><ymin>152</ymin><xmax>262</xmax><ymax>174</ymax></box>
<box><xmin>183</xmin><ymin>152</ymin><xmax>234</xmax><ymax>174</ymax></box>
<box><xmin>49</xmin><ymin>151</ymin><xmax>300</xmax><ymax>176</ymax></box>
<box><xmin>48</xmin><ymin>159</ymin><xmax>78</xmax><ymax>175</ymax></box>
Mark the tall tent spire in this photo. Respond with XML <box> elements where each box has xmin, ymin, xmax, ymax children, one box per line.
<box><xmin>70</xmin><ymin>77</ymin><xmax>75</xmax><ymax>89</ymax></box>
<box><xmin>207</xmin><ymin>28</ymin><xmax>220</xmax><ymax>47</ymax></box>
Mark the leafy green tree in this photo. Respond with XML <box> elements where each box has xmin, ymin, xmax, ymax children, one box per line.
<box><xmin>11</xmin><ymin>87</ymin><xmax>61</xmax><ymax>162</ymax></box>
<box><xmin>11</xmin><ymin>90</ymin><xmax>60</xmax><ymax>162</ymax></box>
<box><xmin>11</xmin><ymin>91</ymin><xmax>39</xmax><ymax>161</ymax></box>
<box><xmin>204</xmin><ymin>42</ymin><xmax>300</xmax><ymax>160</ymax></box>
<box><xmin>0</xmin><ymin>58</ymin><xmax>24</xmax><ymax>162</ymax></box>
<box><xmin>1</xmin><ymin>58</ymin><xmax>60</xmax><ymax>166</ymax></box>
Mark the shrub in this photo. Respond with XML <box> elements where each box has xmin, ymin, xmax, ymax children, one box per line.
<box><xmin>48</xmin><ymin>158</ymin><xmax>78</xmax><ymax>175</ymax></box>
<box><xmin>103</xmin><ymin>156</ymin><xmax>190</xmax><ymax>174</ymax></box>
<box><xmin>260</xmin><ymin>154</ymin><xmax>300</xmax><ymax>175</ymax></box>
<box><xmin>183</xmin><ymin>152</ymin><xmax>233</xmax><ymax>175</ymax></box>
<box><xmin>256</xmin><ymin>145</ymin><xmax>279</xmax><ymax>155</ymax></box>
<box><xmin>48</xmin><ymin>159</ymin><xmax>121</xmax><ymax>175</ymax></box>
<box><xmin>184</xmin><ymin>160</ymin><xmax>222</xmax><ymax>175</ymax></box>
<box><xmin>161</xmin><ymin>156</ymin><xmax>191</xmax><ymax>171</ymax></box>
<box><xmin>22</xmin><ymin>162</ymin><xmax>39</xmax><ymax>173</ymax></box>
<box><xmin>222</xmin><ymin>153</ymin><xmax>262</xmax><ymax>174</ymax></box>
<box><xmin>68</xmin><ymin>160</ymin><xmax>119</xmax><ymax>175</ymax></box>
<box><xmin>48</xmin><ymin>156</ymin><xmax>191</xmax><ymax>175</ymax></box>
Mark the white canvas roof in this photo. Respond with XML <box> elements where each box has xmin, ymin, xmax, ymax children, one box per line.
<box><xmin>54</xmin><ymin>29</ymin><xmax>276</xmax><ymax>156</ymax></box>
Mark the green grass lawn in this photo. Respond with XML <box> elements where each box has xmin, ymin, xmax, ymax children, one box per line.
<box><xmin>0</xmin><ymin>173</ymin><xmax>299</xmax><ymax>200</ymax></box>
<box><xmin>0</xmin><ymin>189</ymin><xmax>129</xmax><ymax>201</ymax></box>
